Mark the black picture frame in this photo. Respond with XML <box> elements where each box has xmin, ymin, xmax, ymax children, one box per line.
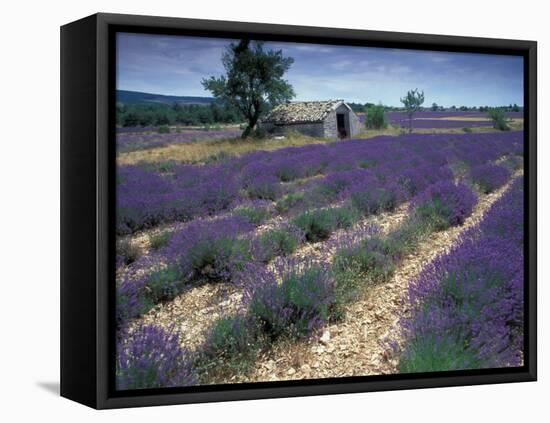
<box><xmin>60</xmin><ymin>12</ymin><xmax>537</xmax><ymax>409</ymax></box>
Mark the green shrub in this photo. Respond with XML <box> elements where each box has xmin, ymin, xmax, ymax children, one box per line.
<box><xmin>332</xmin><ymin>236</ymin><xmax>396</xmax><ymax>286</ymax></box>
<box><xmin>188</xmin><ymin>238</ymin><xmax>252</xmax><ymax>280</ymax></box>
<box><xmin>117</xmin><ymin>239</ymin><xmax>140</xmax><ymax>265</ymax></box>
<box><xmin>365</xmin><ymin>104</ymin><xmax>388</xmax><ymax>130</ymax></box>
<box><xmin>145</xmin><ymin>266</ymin><xmax>185</xmax><ymax>304</ymax></box>
<box><xmin>412</xmin><ymin>198</ymin><xmax>452</xmax><ymax>231</ymax></box>
<box><xmin>462</xmin><ymin>127</ymin><xmax>473</xmax><ymax>133</ymax></box>
<box><xmin>398</xmin><ymin>331</ymin><xmax>484</xmax><ymax>373</ymax></box>
<box><xmin>149</xmin><ymin>231</ymin><xmax>171</xmax><ymax>251</ymax></box>
<box><xmin>248</xmin><ymin>263</ymin><xmax>334</xmax><ymax>339</ymax></box>
<box><xmin>385</xmin><ymin>220</ymin><xmax>427</xmax><ymax>258</ymax></box>
<box><xmin>254</xmin><ymin>226</ymin><xmax>304</xmax><ymax>263</ymax></box>
<box><xmin>157</xmin><ymin>124</ymin><xmax>170</xmax><ymax>134</ymax></box>
<box><xmin>199</xmin><ymin>315</ymin><xmax>263</xmax><ymax>374</ymax></box>
<box><xmin>487</xmin><ymin>108</ymin><xmax>510</xmax><ymax>131</ymax></box>
<box><xmin>331</xmin><ymin>206</ymin><xmax>360</xmax><ymax>229</ymax></box>
<box><xmin>291</xmin><ymin>209</ymin><xmax>337</xmax><ymax>242</ymax></box>
<box><xmin>234</xmin><ymin>206</ymin><xmax>271</xmax><ymax>225</ymax></box>
<box><xmin>203</xmin><ymin>316</ymin><xmax>260</xmax><ymax>357</ymax></box>
<box><xmin>291</xmin><ymin>207</ymin><xmax>358</xmax><ymax>243</ymax></box>
<box><xmin>275</xmin><ymin>192</ymin><xmax>306</xmax><ymax>214</ymax></box>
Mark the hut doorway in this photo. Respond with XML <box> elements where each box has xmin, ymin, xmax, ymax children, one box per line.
<box><xmin>336</xmin><ymin>113</ymin><xmax>347</xmax><ymax>138</ymax></box>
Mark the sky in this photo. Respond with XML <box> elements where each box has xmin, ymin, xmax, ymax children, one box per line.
<box><xmin>117</xmin><ymin>32</ymin><xmax>524</xmax><ymax>107</ymax></box>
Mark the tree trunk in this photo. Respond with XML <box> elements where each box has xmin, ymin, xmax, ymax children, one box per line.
<box><xmin>241</xmin><ymin>110</ymin><xmax>261</xmax><ymax>139</ymax></box>
<box><xmin>241</xmin><ymin>125</ymin><xmax>253</xmax><ymax>138</ymax></box>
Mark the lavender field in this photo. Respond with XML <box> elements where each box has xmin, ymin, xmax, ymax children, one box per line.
<box><xmin>117</xmin><ymin>126</ymin><xmax>242</xmax><ymax>153</ymax></box>
<box><xmin>115</xmin><ymin>130</ymin><xmax>524</xmax><ymax>389</ymax></box>
<box><xmin>355</xmin><ymin>111</ymin><xmax>523</xmax><ymax>129</ymax></box>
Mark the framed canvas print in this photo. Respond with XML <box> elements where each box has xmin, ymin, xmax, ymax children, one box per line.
<box><xmin>60</xmin><ymin>13</ymin><xmax>537</xmax><ymax>409</ymax></box>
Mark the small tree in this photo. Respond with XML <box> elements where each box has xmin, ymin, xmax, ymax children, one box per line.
<box><xmin>400</xmin><ymin>89</ymin><xmax>425</xmax><ymax>133</ymax></box>
<box><xmin>431</xmin><ymin>102</ymin><xmax>439</xmax><ymax>112</ymax></box>
<box><xmin>202</xmin><ymin>40</ymin><xmax>295</xmax><ymax>138</ymax></box>
<box><xmin>488</xmin><ymin>108</ymin><xmax>510</xmax><ymax>131</ymax></box>
<box><xmin>364</xmin><ymin>104</ymin><xmax>387</xmax><ymax>130</ymax></box>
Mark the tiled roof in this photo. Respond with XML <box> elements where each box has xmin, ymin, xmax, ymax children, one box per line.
<box><xmin>262</xmin><ymin>100</ymin><xmax>346</xmax><ymax>124</ymax></box>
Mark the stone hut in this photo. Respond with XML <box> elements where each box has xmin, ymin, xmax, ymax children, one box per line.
<box><xmin>261</xmin><ymin>100</ymin><xmax>361</xmax><ymax>139</ymax></box>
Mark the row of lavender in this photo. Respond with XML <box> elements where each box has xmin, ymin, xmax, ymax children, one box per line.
<box><xmin>116</xmin><ymin>154</ymin><xmax>522</xmax><ymax>388</ymax></box>
<box><xmin>117</xmin><ymin>132</ymin><xmax>523</xmax><ymax>235</ymax></box>
<box><xmin>395</xmin><ymin>176</ymin><xmax>524</xmax><ymax>372</ymax></box>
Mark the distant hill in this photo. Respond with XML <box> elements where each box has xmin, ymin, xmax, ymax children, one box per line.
<box><xmin>116</xmin><ymin>90</ymin><xmax>215</xmax><ymax>106</ymax></box>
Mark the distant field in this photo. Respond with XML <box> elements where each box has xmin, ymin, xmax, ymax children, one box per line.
<box><xmin>379</xmin><ymin>111</ymin><xmax>522</xmax><ymax>129</ymax></box>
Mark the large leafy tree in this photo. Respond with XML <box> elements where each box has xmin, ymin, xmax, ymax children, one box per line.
<box><xmin>202</xmin><ymin>40</ymin><xmax>295</xmax><ymax>138</ymax></box>
<box><xmin>400</xmin><ymin>88</ymin><xmax>425</xmax><ymax>133</ymax></box>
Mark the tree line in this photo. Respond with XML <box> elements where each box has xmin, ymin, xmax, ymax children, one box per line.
<box><xmin>116</xmin><ymin>102</ymin><xmax>244</xmax><ymax>127</ymax></box>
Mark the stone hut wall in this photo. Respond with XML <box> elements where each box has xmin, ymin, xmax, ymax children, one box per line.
<box><xmin>348</xmin><ymin>110</ymin><xmax>360</xmax><ymax>137</ymax></box>
<box><xmin>323</xmin><ymin>110</ymin><xmax>338</xmax><ymax>138</ymax></box>
<box><xmin>262</xmin><ymin>122</ymin><xmax>326</xmax><ymax>138</ymax></box>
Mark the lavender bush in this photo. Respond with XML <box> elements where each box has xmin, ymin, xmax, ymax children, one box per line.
<box><xmin>246</xmin><ymin>260</ymin><xmax>335</xmax><ymax>339</ymax></box>
<box><xmin>291</xmin><ymin>207</ymin><xmax>357</xmax><ymax>242</ymax></box>
<box><xmin>197</xmin><ymin>314</ymin><xmax>264</xmax><ymax>375</ymax></box>
<box><xmin>116</xmin><ymin>274</ymin><xmax>150</xmax><ymax>325</ymax></box>
<box><xmin>116</xmin><ymin>324</ymin><xmax>196</xmax><ymax>390</ymax></box>
<box><xmin>233</xmin><ymin>201</ymin><xmax>272</xmax><ymax>225</ymax></box>
<box><xmin>163</xmin><ymin>216</ymin><xmax>254</xmax><ymax>282</ymax></box>
<box><xmin>252</xmin><ymin>224</ymin><xmax>305</xmax><ymax>263</ymax></box>
<box><xmin>409</xmin><ymin>181</ymin><xmax>477</xmax><ymax>230</ymax></box>
<box><xmin>468</xmin><ymin>163</ymin><xmax>511</xmax><ymax>194</ymax></box>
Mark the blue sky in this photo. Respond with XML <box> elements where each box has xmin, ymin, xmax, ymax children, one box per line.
<box><xmin>117</xmin><ymin>32</ymin><xmax>523</xmax><ymax>107</ymax></box>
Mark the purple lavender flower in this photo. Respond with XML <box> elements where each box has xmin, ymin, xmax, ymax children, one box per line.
<box><xmin>245</xmin><ymin>259</ymin><xmax>335</xmax><ymax>339</ymax></box>
<box><xmin>409</xmin><ymin>181</ymin><xmax>477</xmax><ymax>230</ymax></box>
<box><xmin>468</xmin><ymin>163</ymin><xmax>511</xmax><ymax>193</ymax></box>
<box><xmin>116</xmin><ymin>324</ymin><xmax>196</xmax><ymax>389</ymax></box>
<box><xmin>163</xmin><ymin>216</ymin><xmax>254</xmax><ymax>282</ymax></box>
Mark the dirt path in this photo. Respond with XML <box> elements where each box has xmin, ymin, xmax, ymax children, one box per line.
<box><xmin>228</xmin><ymin>172</ymin><xmax>522</xmax><ymax>383</ymax></box>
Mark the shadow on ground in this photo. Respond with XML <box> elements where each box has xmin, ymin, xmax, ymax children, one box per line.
<box><xmin>36</xmin><ymin>381</ymin><xmax>60</xmax><ymax>396</ymax></box>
